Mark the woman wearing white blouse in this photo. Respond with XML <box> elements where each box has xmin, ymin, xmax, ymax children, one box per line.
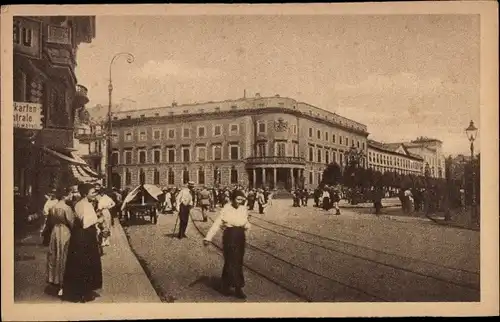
<box><xmin>203</xmin><ymin>190</ymin><xmax>250</xmax><ymax>299</ymax></box>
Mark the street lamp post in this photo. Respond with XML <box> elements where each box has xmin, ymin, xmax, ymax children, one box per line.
<box><xmin>465</xmin><ymin>120</ymin><xmax>478</xmax><ymax>224</ymax></box>
<box><xmin>106</xmin><ymin>52</ymin><xmax>135</xmax><ymax>190</ymax></box>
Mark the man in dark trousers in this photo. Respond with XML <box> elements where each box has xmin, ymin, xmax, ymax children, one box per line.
<box><xmin>175</xmin><ymin>181</ymin><xmax>195</xmax><ymax>239</ymax></box>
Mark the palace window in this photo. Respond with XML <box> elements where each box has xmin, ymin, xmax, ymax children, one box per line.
<box><xmin>213</xmin><ymin>145</ymin><xmax>222</xmax><ymax>161</ymax></box>
<box><xmin>317</xmin><ymin>130</ymin><xmax>321</xmax><ymax>140</ymax></box>
<box><xmin>182</xmin><ymin>147</ymin><xmax>190</xmax><ymax>162</ymax></box>
<box><xmin>167</xmin><ymin>168</ymin><xmax>175</xmax><ymax>185</ymax></box>
<box><xmin>257</xmin><ymin>143</ymin><xmax>267</xmax><ymax>157</ymax></box>
<box><xmin>230</xmin><ymin>145</ymin><xmax>239</xmax><ymax>160</ymax></box>
<box><xmin>167</xmin><ymin>129</ymin><xmax>176</xmax><ymax>139</ymax></box>
<box><xmin>197</xmin><ymin>126</ymin><xmax>206</xmax><ymax>138</ymax></box>
<box><xmin>213</xmin><ymin>125</ymin><xmax>222</xmax><ymax>136</ymax></box>
<box><xmin>292</xmin><ymin>124</ymin><xmax>297</xmax><ymax>135</ymax></box>
<box><xmin>197</xmin><ymin>146</ymin><xmax>206</xmax><ymax>161</ymax></box>
<box><xmin>182</xmin><ymin>127</ymin><xmax>190</xmax><ymax>138</ymax></box>
<box><xmin>125</xmin><ymin>132</ymin><xmax>132</xmax><ymax>142</ymax></box>
<box><xmin>139</xmin><ymin>169</ymin><xmax>146</xmax><ymax>184</ymax></box>
<box><xmin>339</xmin><ymin>136</ymin><xmax>343</xmax><ymax>145</ymax></box>
<box><xmin>153</xmin><ymin>169</ymin><xmax>160</xmax><ymax>185</ymax></box>
<box><xmin>230</xmin><ymin>166</ymin><xmax>238</xmax><ymax>184</ymax></box>
<box><xmin>153</xmin><ymin>149</ymin><xmax>161</xmax><ymax>163</ymax></box>
<box><xmin>111</xmin><ymin>151</ymin><xmax>119</xmax><ymax>165</ymax></box>
<box><xmin>139</xmin><ymin>131</ymin><xmax>146</xmax><ymax>141</ymax></box>
<box><xmin>317</xmin><ymin>149</ymin><xmax>322</xmax><ymax>163</ymax></box>
<box><xmin>276</xmin><ymin>142</ymin><xmax>286</xmax><ymax>157</ymax></box>
<box><xmin>309</xmin><ymin>146</ymin><xmax>314</xmax><ymax>162</ymax></box>
<box><xmin>138</xmin><ymin>150</ymin><xmax>146</xmax><ymax>164</ymax></box>
<box><xmin>258</xmin><ymin>121</ymin><xmax>266</xmax><ymax>134</ymax></box>
<box><xmin>230</xmin><ymin>124</ymin><xmax>239</xmax><ymax>136</ymax></box>
<box><xmin>153</xmin><ymin>129</ymin><xmax>162</xmax><ymax>140</ymax></box>
<box><xmin>325</xmin><ymin>131</ymin><xmax>329</xmax><ymax>141</ymax></box>
<box><xmin>125</xmin><ymin>169</ymin><xmax>132</xmax><ymax>185</ymax></box>
<box><xmin>124</xmin><ymin>150</ymin><xmax>132</xmax><ymax>165</ymax></box>
<box><xmin>198</xmin><ymin>167</ymin><xmax>205</xmax><ymax>185</ymax></box>
<box><xmin>182</xmin><ymin>167</ymin><xmax>189</xmax><ymax>184</ymax></box>
<box><xmin>357</xmin><ymin>141</ymin><xmax>360</xmax><ymax>148</ymax></box>
<box><xmin>309</xmin><ymin>128</ymin><xmax>313</xmax><ymax>138</ymax></box>
<box><xmin>345</xmin><ymin>137</ymin><xmax>349</xmax><ymax>146</ymax></box>
<box><xmin>167</xmin><ymin>148</ymin><xmax>175</xmax><ymax>163</ymax></box>
<box><xmin>309</xmin><ymin>171</ymin><xmax>313</xmax><ymax>185</ymax></box>
<box><xmin>214</xmin><ymin>167</ymin><xmax>221</xmax><ymax>184</ymax></box>
<box><xmin>292</xmin><ymin>143</ymin><xmax>298</xmax><ymax>157</ymax></box>
<box><xmin>332</xmin><ymin>151</ymin><xmax>337</xmax><ymax>163</ymax></box>
<box><xmin>325</xmin><ymin>150</ymin><xmax>330</xmax><ymax>164</ymax></box>
<box><xmin>332</xmin><ymin>134</ymin><xmax>336</xmax><ymax>144</ymax></box>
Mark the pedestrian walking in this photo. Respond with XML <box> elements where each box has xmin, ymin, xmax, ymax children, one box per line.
<box><xmin>175</xmin><ymin>181</ymin><xmax>195</xmax><ymax>239</ymax></box>
<box><xmin>41</xmin><ymin>188</ymin><xmax>59</xmax><ymax>245</ymax></box>
<box><xmin>203</xmin><ymin>190</ymin><xmax>251</xmax><ymax>299</ymax></box>
<box><xmin>331</xmin><ymin>187</ymin><xmax>341</xmax><ymax>215</ymax></box>
<box><xmin>322</xmin><ymin>187</ymin><xmax>331</xmax><ymax>211</ymax></box>
<box><xmin>199</xmin><ymin>185</ymin><xmax>211</xmax><ymax>222</ymax></box>
<box><xmin>95</xmin><ymin>186</ymin><xmax>115</xmax><ymax>247</ymax></box>
<box><xmin>46</xmin><ymin>187</ymin><xmax>75</xmax><ymax>297</ymax></box>
<box><xmin>62</xmin><ymin>183</ymin><xmax>103</xmax><ymax>303</ymax></box>
<box><xmin>256</xmin><ymin>188</ymin><xmax>266</xmax><ymax>214</ymax></box>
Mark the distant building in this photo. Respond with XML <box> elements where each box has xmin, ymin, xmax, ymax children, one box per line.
<box><xmin>368</xmin><ymin>137</ymin><xmax>445</xmax><ymax>178</ymax></box>
<box><xmin>109</xmin><ymin>94</ymin><xmax>369</xmax><ymax>190</ymax></box>
<box><xmin>367</xmin><ymin>140</ymin><xmax>424</xmax><ymax>175</ymax></box>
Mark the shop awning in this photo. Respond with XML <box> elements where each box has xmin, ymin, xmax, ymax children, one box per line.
<box><xmin>42</xmin><ymin>147</ymin><xmax>88</xmax><ymax>166</ymax></box>
<box><xmin>42</xmin><ymin>146</ymin><xmax>102</xmax><ymax>184</ymax></box>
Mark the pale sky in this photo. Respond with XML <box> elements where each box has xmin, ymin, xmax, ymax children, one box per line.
<box><xmin>75</xmin><ymin>14</ymin><xmax>480</xmax><ymax>156</ymax></box>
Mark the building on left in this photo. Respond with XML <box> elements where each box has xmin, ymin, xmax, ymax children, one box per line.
<box><xmin>13</xmin><ymin>16</ymin><xmax>98</xmax><ymax>212</ymax></box>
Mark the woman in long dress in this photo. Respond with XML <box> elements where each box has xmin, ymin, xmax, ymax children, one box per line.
<box><xmin>203</xmin><ymin>190</ymin><xmax>250</xmax><ymax>299</ymax></box>
<box><xmin>62</xmin><ymin>183</ymin><xmax>103</xmax><ymax>303</ymax></box>
<box><xmin>46</xmin><ymin>188</ymin><xmax>75</xmax><ymax>297</ymax></box>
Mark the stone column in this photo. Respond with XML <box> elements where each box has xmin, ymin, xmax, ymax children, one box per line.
<box><xmin>273</xmin><ymin>167</ymin><xmax>277</xmax><ymax>189</ymax></box>
<box><xmin>261</xmin><ymin>168</ymin><xmax>265</xmax><ymax>188</ymax></box>
<box><xmin>252</xmin><ymin>168</ymin><xmax>256</xmax><ymax>188</ymax></box>
<box><xmin>290</xmin><ymin>168</ymin><xmax>295</xmax><ymax>189</ymax></box>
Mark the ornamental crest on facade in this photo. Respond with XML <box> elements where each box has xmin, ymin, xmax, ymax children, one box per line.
<box><xmin>274</xmin><ymin>118</ymin><xmax>289</xmax><ymax>132</ymax></box>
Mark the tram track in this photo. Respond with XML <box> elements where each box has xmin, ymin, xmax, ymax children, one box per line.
<box><xmin>190</xmin><ymin>210</ymin><xmax>389</xmax><ymax>302</ymax></box>
<box><xmin>249</xmin><ymin>213</ymin><xmax>480</xmax><ymax>292</ymax></box>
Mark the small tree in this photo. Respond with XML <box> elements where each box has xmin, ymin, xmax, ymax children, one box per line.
<box><xmin>321</xmin><ymin>162</ymin><xmax>342</xmax><ymax>186</ymax></box>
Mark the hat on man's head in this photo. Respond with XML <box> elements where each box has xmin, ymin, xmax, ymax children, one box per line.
<box><xmin>188</xmin><ymin>181</ymin><xmax>195</xmax><ymax>186</ymax></box>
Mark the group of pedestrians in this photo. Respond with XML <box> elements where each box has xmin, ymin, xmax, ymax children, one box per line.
<box><xmin>41</xmin><ymin>182</ymin><xmax>122</xmax><ymax>303</ymax></box>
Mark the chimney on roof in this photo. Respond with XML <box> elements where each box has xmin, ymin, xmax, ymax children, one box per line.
<box><xmin>255</xmin><ymin>93</ymin><xmax>261</xmax><ymax>98</ymax></box>
<box><xmin>172</xmin><ymin>100</ymin><xmax>177</xmax><ymax>107</ymax></box>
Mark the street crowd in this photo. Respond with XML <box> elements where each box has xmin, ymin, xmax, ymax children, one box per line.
<box><xmin>32</xmin><ymin>175</ymin><xmax>458</xmax><ymax>303</ymax></box>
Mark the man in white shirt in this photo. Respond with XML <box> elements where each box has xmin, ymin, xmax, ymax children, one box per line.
<box><xmin>175</xmin><ymin>181</ymin><xmax>195</xmax><ymax>239</ymax></box>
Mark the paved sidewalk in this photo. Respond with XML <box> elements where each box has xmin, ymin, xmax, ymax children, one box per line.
<box><xmin>14</xmin><ymin>219</ymin><xmax>160</xmax><ymax>303</ymax></box>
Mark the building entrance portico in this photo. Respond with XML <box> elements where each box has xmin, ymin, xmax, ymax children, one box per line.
<box><xmin>245</xmin><ymin>156</ymin><xmax>306</xmax><ymax>190</ymax></box>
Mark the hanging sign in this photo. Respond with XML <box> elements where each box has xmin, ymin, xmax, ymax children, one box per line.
<box><xmin>14</xmin><ymin>102</ymin><xmax>43</xmax><ymax>130</ymax></box>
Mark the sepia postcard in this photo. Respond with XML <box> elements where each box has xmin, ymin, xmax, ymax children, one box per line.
<box><xmin>1</xmin><ymin>2</ymin><xmax>498</xmax><ymax>320</ymax></box>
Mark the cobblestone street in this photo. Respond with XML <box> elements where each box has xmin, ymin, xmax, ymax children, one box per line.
<box><xmin>124</xmin><ymin>199</ymin><xmax>480</xmax><ymax>302</ymax></box>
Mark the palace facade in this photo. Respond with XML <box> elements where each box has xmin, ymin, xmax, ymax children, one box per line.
<box><xmin>367</xmin><ymin>140</ymin><xmax>424</xmax><ymax>175</ymax></box>
<box><xmin>109</xmin><ymin>94</ymin><xmax>369</xmax><ymax>190</ymax></box>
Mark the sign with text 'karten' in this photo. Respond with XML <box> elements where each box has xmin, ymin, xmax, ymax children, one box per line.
<box><xmin>14</xmin><ymin>102</ymin><xmax>43</xmax><ymax>130</ymax></box>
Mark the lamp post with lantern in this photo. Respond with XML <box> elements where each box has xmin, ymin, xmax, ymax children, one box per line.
<box><xmin>106</xmin><ymin>52</ymin><xmax>135</xmax><ymax>190</ymax></box>
<box><xmin>465</xmin><ymin>120</ymin><xmax>478</xmax><ymax>224</ymax></box>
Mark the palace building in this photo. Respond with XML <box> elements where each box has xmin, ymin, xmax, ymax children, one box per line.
<box><xmin>109</xmin><ymin>93</ymin><xmax>369</xmax><ymax>190</ymax></box>
<box><xmin>367</xmin><ymin>140</ymin><xmax>424</xmax><ymax>176</ymax></box>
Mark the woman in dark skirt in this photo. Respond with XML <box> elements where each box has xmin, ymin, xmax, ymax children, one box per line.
<box><xmin>62</xmin><ymin>183</ymin><xmax>103</xmax><ymax>303</ymax></box>
<box><xmin>203</xmin><ymin>190</ymin><xmax>250</xmax><ymax>299</ymax></box>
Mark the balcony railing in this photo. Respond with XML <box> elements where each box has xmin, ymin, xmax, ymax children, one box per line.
<box><xmin>74</xmin><ymin>132</ymin><xmax>106</xmax><ymax>142</ymax></box>
<box><xmin>245</xmin><ymin>156</ymin><xmax>306</xmax><ymax>166</ymax></box>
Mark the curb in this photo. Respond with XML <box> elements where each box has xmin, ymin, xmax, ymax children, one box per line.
<box><xmin>113</xmin><ymin>220</ymin><xmax>162</xmax><ymax>302</ymax></box>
